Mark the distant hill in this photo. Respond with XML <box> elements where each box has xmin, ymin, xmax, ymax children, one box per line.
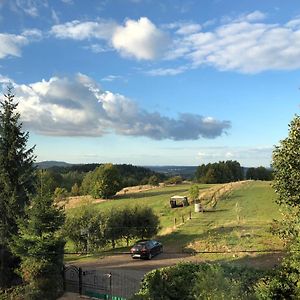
<box><xmin>146</xmin><ymin>166</ymin><xmax>198</xmax><ymax>179</ymax></box>
<box><xmin>35</xmin><ymin>161</ymin><xmax>74</xmax><ymax>169</ymax></box>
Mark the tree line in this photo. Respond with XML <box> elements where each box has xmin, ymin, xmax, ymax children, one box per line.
<box><xmin>194</xmin><ymin>160</ymin><xmax>272</xmax><ymax>183</ymax></box>
<box><xmin>36</xmin><ymin>163</ymin><xmax>167</xmax><ymax>199</ymax></box>
<box><xmin>64</xmin><ymin>205</ymin><xmax>159</xmax><ymax>253</ymax></box>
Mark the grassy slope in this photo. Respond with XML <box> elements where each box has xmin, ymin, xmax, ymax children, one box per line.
<box><xmin>66</xmin><ymin>181</ymin><xmax>283</xmax><ymax>265</ymax></box>
<box><xmin>162</xmin><ymin>181</ymin><xmax>282</xmax><ymax>250</ymax></box>
<box><xmin>69</xmin><ymin>183</ymin><xmax>215</xmax><ymax>229</ymax></box>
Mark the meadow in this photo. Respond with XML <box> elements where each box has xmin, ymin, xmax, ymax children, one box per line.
<box><xmin>66</xmin><ymin>181</ymin><xmax>283</xmax><ymax>265</ymax></box>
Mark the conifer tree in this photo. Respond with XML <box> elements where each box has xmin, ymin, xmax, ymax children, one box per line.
<box><xmin>11</xmin><ymin>195</ymin><xmax>65</xmax><ymax>299</ymax></box>
<box><xmin>0</xmin><ymin>86</ymin><xmax>36</xmax><ymax>287</ymax></box>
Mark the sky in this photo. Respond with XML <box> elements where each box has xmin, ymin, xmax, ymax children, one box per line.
<box><xmin>0</xmin><ymin>0</ymin><xmax>300</xmax><ymax>167</ymax></box>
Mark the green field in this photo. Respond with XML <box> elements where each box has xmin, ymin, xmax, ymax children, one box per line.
<box><xmin>66</xmin><ymin>181</ymin><xmax>283</xmax><ymax>265</ymax></box>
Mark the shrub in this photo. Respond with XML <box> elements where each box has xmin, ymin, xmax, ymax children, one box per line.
<box><xmin>133</xmin><ymin>262</ymin><xmax>262</xmax><ymax>300</ymax></box>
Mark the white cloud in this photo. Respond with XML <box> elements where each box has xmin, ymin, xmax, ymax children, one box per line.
<box><xmin>10</xmin><ymin>0</ymin><xmax>48</xmax><ymax>17</ymax></box>
<box><xmin>84</xmin><ymin>43</ymin><xmax>111</xmax><ymax>54</ymax></box>
<box><xmin>0</xmin><ymin>28</ymin><xmax>42</xmax><ymax>60</ymax></box>
<box><xmin>240</xmin><ymin>11</ymin><xmax>266</xmax><ymax>22</ymax></box>
<box><xmin>168</xmin><ymin>12</ymin><xmax>300</xmax><ymax>73</ymax></box>
<box><xmin>145</xmin><ymin>66</ymin><xmax>188</xmax><ymax>76</ymax></box>
<box><xmin>21</xmin><ymin>28</ymin><xmax>42</xmax><ymax>39</ymax></box>
<box><xmin>101</xmin><ymin>75</ymin><xmax>122</xmax><ymax>82</ymax></box>
<box><xmin>112</xmin><ymin>17</ymin><xmax>170</xmax><ymax>60</ymax></box>
<box><xmin>51</xmin><ymin>8</ymin><xmax>59</xmax><ymax>24</ymax></box>
<box><xmin>0</xmin><ymin>33</ymin><xmax>28</xmax><ymax>59</ymax></box>
<box><xmin>51</xmin><ymin>20</ymin><xmax>117</xmax><ymax>40</ymax></box>
<box><xmin>176</xmin><ymin>23</ymin><xmax>202</xmax><ymax>35</ymax></box>
<box><xmin>8</xmin><ymin>74</ymin><xmax>230</xmax><ymax>140</ymax></box>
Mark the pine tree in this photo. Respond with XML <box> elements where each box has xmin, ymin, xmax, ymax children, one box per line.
<box><xmin>0</xmin><ymin>86</ymin><xmax>36</xmax><ymax>287</ymax></box>
<box><xmin>11</xmin><ymin>195</ymin><xmax>65</xmax><ymax>299</ymax></box>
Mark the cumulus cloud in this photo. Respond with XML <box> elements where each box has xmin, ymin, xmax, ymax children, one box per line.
<box><xmin>51</xmin><ymin>17</ymin><xmax>170</xmax><ymax>60</ymax></box>
<box><xmin>7</xmin><ymin>74</ymin><xmax>230</xmax><ymax>140</ymax></box>
<box><xmin>168</xmin><ymin>12</ymin><xmax>300</xmax><ymax>73</ymax></box>
<box><xmin>112</xmin><ymin>17</ymin><xmax>170</xmax><ymax>60</ymax></box>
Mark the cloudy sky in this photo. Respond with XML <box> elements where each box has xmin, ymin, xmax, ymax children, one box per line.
<box><xmin>0</xmin><ymin>0</ymin><xmax>299</xmax><ymax>166</ymax></box>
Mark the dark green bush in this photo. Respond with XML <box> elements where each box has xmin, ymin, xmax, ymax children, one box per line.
<box><xmin>133</xmin><ymin>262</ymin><xmax>262</xmax><ymax>300</ymax></box>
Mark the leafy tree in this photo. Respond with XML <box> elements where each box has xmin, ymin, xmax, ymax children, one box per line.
<box><xmin>148</xmin><ymin>175</ymin><xmax>159</xmax><ymax>186</ymax></box>
<box><xmin>195</xmin><ymin>161</ymin><xmax>243</xmax><ymax>184</ymax></box>
<box><xmin>71</xmin><ymin>182</ymin><xmax>80</xmax><ymax>196</ymax></box>
<box><xmin>246</xmin><ymin>166</ymin><xmax>273</xmax><ymax>181</ymax></box>
<box><xmin>133</xmin><ymin>206</ymin><xmax>159</xmax><ymax>240</ymax></box>
<box><xmin>54</xmin><ymin>187</ymin><xmax>68</xmax><ymax>203</ymax></box>
<box><xmin>92</xmin><ymin>164</ymin><xmax>121</xmax><ymax>198</ymax></box>
<box><xmin>165</xmin><ymin>176</ymin><xmax>183</xmax><ymax>185</ymax></box>
<box><xmin>64</xmin><ymin>207</ymin><xmax>106</xmax><ymax>253</ymax></box>
<box><xmin>105</xmin><ymin>208</ymin><xmax>123</xmax><ymax>249</ymax></box>
<box><xmin>10</xmin><ymin>195</ymin><xmax>65</xmax><ymax>299</ymax></box>
<box><xmin>80</xmin><ymin>170</ymin><xmax>94</xmax><ymax>195</ymax></box>
<box><xmin>37</xmin><ymin>169</ymin><xmax>63</xmax><ymax>197</ymax></box>
<box><xmin>189</xmin><ymin>185</ymin><xmax>200</xmax><ymax>204</ymax></box>
<box><xmin>255</xmin><ymin>116</ymin><xmax>300</xmax><ymax>297</ymax></box>
<box><xmin>0</xmin><ymin>87</ymin><xmax>36</xmax><ymax>287</ymax></box>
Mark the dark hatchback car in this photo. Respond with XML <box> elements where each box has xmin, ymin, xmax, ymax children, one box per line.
<box><xmin>130</xmin><ymin>240</ymin><xmax>163</xmax><ymax>259</ymax></box>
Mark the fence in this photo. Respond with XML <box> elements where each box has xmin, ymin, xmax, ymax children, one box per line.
<box><xmin>63</xmin><ymin>265</ymin><xmax>141</xmax><ymax>300</ymax></box>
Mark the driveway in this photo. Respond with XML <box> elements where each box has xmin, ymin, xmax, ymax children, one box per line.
<box><xmin>59</xmin><ymin>252</ymin><xmax>196</xmax><ymax>299</ymax></box>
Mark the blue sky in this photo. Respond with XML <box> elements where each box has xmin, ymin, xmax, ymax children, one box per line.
<box><xmin>0</xmin><ymin>0</ymin><xmax>300</xmax><ymax>166</ymax></box>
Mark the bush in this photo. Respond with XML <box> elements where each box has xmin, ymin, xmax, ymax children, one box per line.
<box><xmin>133</xmin><ymin>262</ymin><xmax>262</xmax><ymax>300</ymax></box>
<box><xmin>64</xmin><ymin>206</ymin><xmax>107</xmax><ymax>253</ymax></box>
<box><xmin>255</xmin><ymin>239</ymin><xmax>300</xmax><ymax>299</ymax></box>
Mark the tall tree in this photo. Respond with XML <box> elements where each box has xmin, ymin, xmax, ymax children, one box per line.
<box><xmin>0</xmin><ymin>86</ymin><xmax>36</xmax><ymax>287</ymax></box>
<box><xmin>91</xmin><ymin>164</ymin><xmax>121</xmax><ymax>198</ymax></box>
<box><xmin>11</xmin><ymin>195</ymin><xmax>65</xmax><ymax>299</ymax></box>
<box><xmin>254</xmin><ymin>115</ymin><xmax>300</xmax><ymax>298</ymax></box>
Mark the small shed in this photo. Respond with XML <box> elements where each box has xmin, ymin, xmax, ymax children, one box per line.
<box><xmin>170</xmin><ymin>195</ymin><xmax>189</xmax><ymax>208</ymax></box>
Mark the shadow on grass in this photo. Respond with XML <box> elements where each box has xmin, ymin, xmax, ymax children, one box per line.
<box><xmin>158</xmin><ymin>231</ymin><xmax>201</xmax><ymax>252</ymax></box>
<box><xmin>215</xmin><ymin>252</ymin><xmax>285</xmax><ymax>269</ymax></box>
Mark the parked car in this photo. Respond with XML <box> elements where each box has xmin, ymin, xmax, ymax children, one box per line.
<box><xmin>130</xmin><ymin>240</ymin><xmax>163</xmax><ymax>259</ymax></box>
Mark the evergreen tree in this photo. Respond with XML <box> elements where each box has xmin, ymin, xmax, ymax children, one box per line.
<box><xmin>0</xmin><ymin>86</ymin><xmax>36</xmax><ymax>287</ymax></box>
<box><xmin>10</xmin><ymin>195</ymin><xmax>65</xmax><ymax>299</ymax></box>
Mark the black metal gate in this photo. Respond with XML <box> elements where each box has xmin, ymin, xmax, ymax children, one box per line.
<box><xmin>63</xmin><ymin>265</ymin><xmax>131</xmax><ymax>300</ymax></box>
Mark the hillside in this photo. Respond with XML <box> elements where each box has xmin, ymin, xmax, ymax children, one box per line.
<box><xmin>66</xmin><ymin>180</ymin><xmax>282</xmax><ymax>265</ymax></box>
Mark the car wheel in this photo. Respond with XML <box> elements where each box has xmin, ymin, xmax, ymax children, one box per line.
<box><xmin>148</xmin><ymin>252</ymin><xmax>152</xmax><ymax>260</ymax></box>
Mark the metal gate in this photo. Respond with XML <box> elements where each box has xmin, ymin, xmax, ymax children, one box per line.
<box><xmin>64</xmin><ymin>265</ymin><xmax>139</xmax><ymax>299</ymax></box>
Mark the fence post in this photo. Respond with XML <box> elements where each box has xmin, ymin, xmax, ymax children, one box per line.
<box><xmin>189</xmin><ymin>210</ymin><xmax>192</xmax><ymax>219</ymax></box>
<box><xmin>109</xmin><ymin>272</ymin><xmax>112</xmax><ymax>300</ymax></box>
<box><xmin>174</xmin><ymin>217</ymin><xmax>176</xmax><ymax>228</ymax></box>
<box><xmin>182</xmin><ymin>215</ymin><xmax>184</xmax><ymax>223</ymax></box>
<box><xmin>62</xmin><ymin>265</ymin><xmax>66</xmax><ymax>292</ymax></box>
<box><xmin>78</xmin><ymin>267</ymin><xmax>82</xmax><ymax>296</ymax></box>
